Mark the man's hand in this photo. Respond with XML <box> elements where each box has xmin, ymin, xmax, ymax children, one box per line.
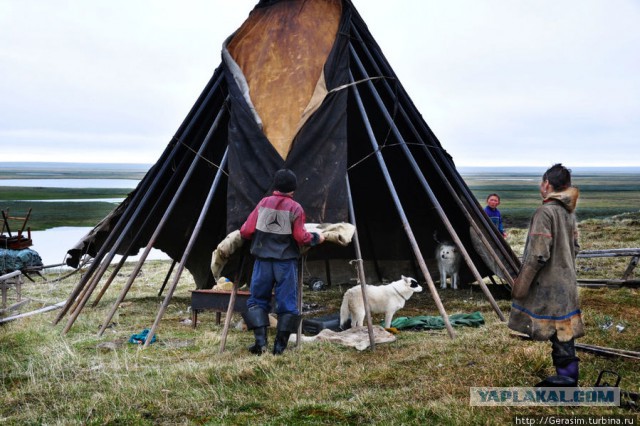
<box><xmin>318</xmin><ymin>233</ymin><xmax>325</xmax><ymax>244</ymax></box>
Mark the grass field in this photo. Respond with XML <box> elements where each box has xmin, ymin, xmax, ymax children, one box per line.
<box><xmin>0</xmin><ymin>216</ymin><xmax>638</xmax><ymax>424</ymax></box>
<box><xmin>1</xmin><ymin>164</ymin><xmax>639</xmax><ymax>424</ymax></box>
<box><xmin>462</xmin><ymin>169</ymin><xmax>640</xmax><ymax>228</ymax></box>
<box><xmin>0</xmin><ymin>188</ymin><xmax>131</xmax><ymax>230</ymax></box>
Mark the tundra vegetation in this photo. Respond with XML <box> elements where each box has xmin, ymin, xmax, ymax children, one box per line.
<box><xmin>0</xmin><ymin>169</ymin><xmax>638</xmax><ymax>424</ymax></box>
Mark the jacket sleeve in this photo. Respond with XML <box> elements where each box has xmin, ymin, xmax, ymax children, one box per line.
<box><xmin>512</xmin><ymin>208</ymin><xmax>553</xmax><ymax>299</ymax></box>
<box><xmin>240</xmin><ymin>205</ymin><xmax>259</xmax><ymax>240</ymax></box>
<box><xmin>291</xmin><ymin>207</ymin><xmax>318</xmax><ymax>246</ymax></box>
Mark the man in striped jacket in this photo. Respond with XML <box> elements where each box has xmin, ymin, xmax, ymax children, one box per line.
<box><xmin>240</xmin><ymin>169</ymin><xmax>325</xmax><ymax>355</ymax></box>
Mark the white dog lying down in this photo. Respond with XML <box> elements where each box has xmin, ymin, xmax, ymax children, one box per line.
<box><xmin>339</xmin><ymin>276</ymin><xmax>423</xmax><ymax>329</ymax></box>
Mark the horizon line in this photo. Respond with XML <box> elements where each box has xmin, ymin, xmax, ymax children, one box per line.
<box><xmin>2</xmin><ymin>161</ymin><xmax>640</xmax><ymax>169</ymax></box>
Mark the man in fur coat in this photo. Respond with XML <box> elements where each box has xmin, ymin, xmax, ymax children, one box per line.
<box><xmin>509</xmin><ymin>163</ymin><xmax>583</xmax><ymax>386</ymax></box>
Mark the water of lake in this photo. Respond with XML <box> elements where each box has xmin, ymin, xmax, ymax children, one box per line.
<box><xmin>1</xmin><ymin>177</ymin><xmax>171</xmax><ymax>266</ymax></box>
<box><xmin>0</xmin><ymin>179</ymin><xmax>140</xmax><ymax>188</ymax></box>
<box><xmin>21</xmin><ymin>199</ymin><xmax>124</xmax><ymax>203</ymax></box>
<box><xmin>30</xmin><ymin>227</ymin><xmax>170</xmax><ymax>266</ymax></box>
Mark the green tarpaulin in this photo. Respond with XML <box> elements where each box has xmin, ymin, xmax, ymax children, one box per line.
<box><xmin>391</xmin><ymin>311</ymin><xmax>485</xmax><ymax>330</ymax></box>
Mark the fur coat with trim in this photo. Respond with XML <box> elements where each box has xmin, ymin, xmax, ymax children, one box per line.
<box><xmin>508</xmin><ymin>187</ymin><xmax>585</xmax><ymax>342</ymax></box>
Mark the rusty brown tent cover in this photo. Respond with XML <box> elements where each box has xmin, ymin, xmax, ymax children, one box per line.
<box><xmin>60</xmin><ymin>0</ymin><xmax>520</xmax><ymax>330</ymax></box>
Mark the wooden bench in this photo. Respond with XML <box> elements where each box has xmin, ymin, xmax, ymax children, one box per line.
<box><xmin>190</xmin><ymin>289</ymin><xmax>274</xmax><ymax>328</ymax></box>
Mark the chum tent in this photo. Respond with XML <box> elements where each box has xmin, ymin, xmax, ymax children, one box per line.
<box><xmin>56</xmin><ymin>0</ymin><xmax>521</xmax><ymax>340</ymax></box>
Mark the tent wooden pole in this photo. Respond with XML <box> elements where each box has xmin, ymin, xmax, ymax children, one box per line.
<box><xmin>346</xmin><ymin>173</ymin><xmax>376</xmax><ymax>350</ymax></box>
<box><xmin>349</xmin><ymin>25</ymin><xmax>520</xmax><ymax>274</ymax></box>
<box><xmin>90</xmin><ymin>255</ymin><xmax>129</xmax><ymax>308</ymax></box>
<box><xmin>350</xmin><ymin>71</ymin><xmax>456</xmax><ymax>339</ymax></box>
<box><xmin>97</xmin><ymin>108</ymin><xmax>228</xmax><ymax>337</ymax></box>
<box><xmin>56</xmin><ymin>71</ymin><xmax>225</xmax><ymax>327</ymax></box>
<box><xmin>68</xmin><ymin>267</ymin><xmax>103</xmax><ymax>315</ymax></box>
<box><xmin>218</xmin><ymin>280</ymin><xmax>238</xmax><ymax>354</ymax></box>
<box><xmin>348</xmin><ymin>38</ymin><xmax>515</xmax><ymax>287</ymax></box>
<box><xmin>295</xmin><ymin>256</ymin><xmax>304</xmax><ymax>347</ymax></box>
<box><xmin>69</xmin><ymin>258</ymin><xmax>119</xmax><ymax>316</ymax></box>
<box><xmin>158</xmin><ymin>260</ymin><xmax>177</xmax><ymax>297</ymax></box>
<box><xmin>219</xmin><ymin>250</ymin><xmax>249</xmax><ymax>353</ymax></box>
<box><xmin>350</xmin><ymin>53</ymin><xmax>505</xmax><ymax>321</ymax></box>
<box><xmin>143</xmin><ymin>152</ymin><xmax>228</xmax><ymax>347</ymax></box>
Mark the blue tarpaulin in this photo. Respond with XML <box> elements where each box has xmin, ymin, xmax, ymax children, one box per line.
<box><xmin>0</xmin><ymin>248</ymin><xmax>43</xmax><ymax>274</ymax></box>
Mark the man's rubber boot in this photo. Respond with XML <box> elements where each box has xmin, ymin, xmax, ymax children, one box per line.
<box><xmin>535</xmin><ymin>360</ymin><xmax>579</xmax><ymax>387</ymax></box>
<box><xmin>534</xmin><ymin>375</ymin><xmax>576</xmax><ymax>387</ymax></box>
<box><xmin>242</xmin><ymin>306</ymin><xmax>270</xmax><ymax>355</ymax></box>
<box><xmin>273</xmin><ymin>313</ymin><xmax>301</xmax><ymax>355</ymax></box>
<box><xmin>556</xmin><ymin>360</ymin><xmax>579</xmax><ymax>386</ymax></box>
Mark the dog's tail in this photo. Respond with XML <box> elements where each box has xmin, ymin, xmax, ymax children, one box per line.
<box><xmin>339</xmin><ymin>292</ymin><xmax>350</xmax><ymax>329</ymax></box>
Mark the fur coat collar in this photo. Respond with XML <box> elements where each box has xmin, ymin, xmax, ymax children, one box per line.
<box><xmin>543</xmin><ymin>186</ymin><xmax>579</xmax><ymax>213</ymax></box>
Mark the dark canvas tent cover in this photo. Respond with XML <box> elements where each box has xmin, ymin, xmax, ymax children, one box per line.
<box><xmin>59</xmin><ymin>0</ymin><xmax>520</xmax><ymax>334</ymax></box>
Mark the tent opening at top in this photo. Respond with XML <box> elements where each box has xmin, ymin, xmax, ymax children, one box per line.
<box><xmin>227</xmin><ymin>0</ymin><xmax>342</xmax><ymax>160</ymax></box>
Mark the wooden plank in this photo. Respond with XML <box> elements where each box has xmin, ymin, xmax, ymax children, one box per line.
<box><xmin>0</xmin><ymin>298</ymin><xmax>30</xmax><ymax>315</ymax></box>
<box><xmin>577</xmin><ymin>248</ymin><xmax>640</xmax><ymax>258</ymax></box>
<box><xmin>575</xmin><ymin>343</ymin><xmax>640</xmax><ymax>360</ymax></box>
<box><xmin>0</xmin><ymin>300</ymin><xmax>65</xmax><ymax>324</ymax></box>
<box><xmin>577</xmin><ymin>279</ymin><xmax>640</xmax><ymax>288</ymax></box>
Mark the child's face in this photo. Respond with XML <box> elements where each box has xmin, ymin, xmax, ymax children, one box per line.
<box><xmin>487</xmin><ymin>196</ymin><xmax>500</xmax><ymax>208</ymax></box>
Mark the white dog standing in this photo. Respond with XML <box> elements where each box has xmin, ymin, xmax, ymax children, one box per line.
<box><xmin>339</xmin><ymin>276</ymin><xmax>422</xmax><ymax>329</ymax></box>
<box><xmin>436</xmin><ymin>242</ymin><xmax>462</xmax><ymax>290</ymax></box>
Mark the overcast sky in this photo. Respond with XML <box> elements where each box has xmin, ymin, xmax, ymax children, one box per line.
<box><xmin>1</xmin><ymin>1</ymin><xmax>639</xmax><ymax>167</ymax></box>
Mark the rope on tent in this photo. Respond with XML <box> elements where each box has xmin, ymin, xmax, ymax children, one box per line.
<box><xmin>176</xmin><ymin>138</ymin><xmax>229</xmax><ymax>177</ymax></box>
<box><xmin>347</xmin><ymin>142</ymin><xmax>427</xmax><ymax>171</ymax></box>
<box><xmin>328</xmin><ymin>75</ymin><xmax>391</xmax><ymax>94</ymax></box>
<box><xmin>339</xmin><ymin>77</ymin><xmax>457</xmax><ymax>172</ymax></box>
<box><xmin>171</xmin><ymin>97</ymin><xmax>232</xmax><ymax>174</ymax></box>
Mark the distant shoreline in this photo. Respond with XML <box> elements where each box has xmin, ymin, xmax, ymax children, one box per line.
<box><xmin>458</xmin><ymin>166</ymin><xmax>640</xmax><ymax>174</ymax></box>
<box><xmin>2</xmin><ymin>162</ymin><xmax>638</xmax><ymax>175</ymax></box>
<box><xmin>0</xmin><ymin>162</ymin><xmax>152</xmax><ymax>171</ymax></box>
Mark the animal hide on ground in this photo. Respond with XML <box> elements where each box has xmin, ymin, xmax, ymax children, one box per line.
<box><xmin>291</xmin><ymin>325</ymin><xmax>395</xmax><ymax>351</ymax></box>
